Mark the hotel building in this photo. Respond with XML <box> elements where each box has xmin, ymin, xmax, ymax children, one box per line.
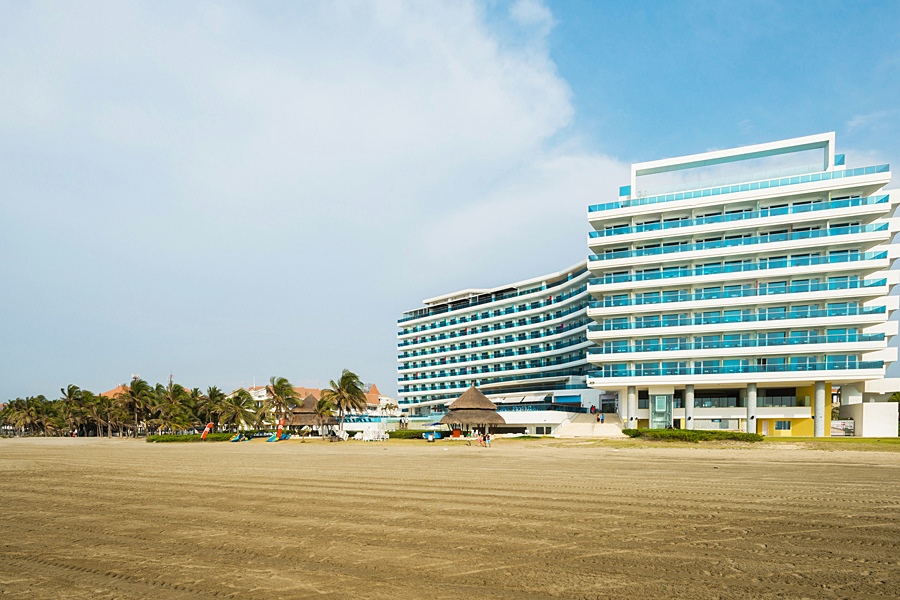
<box><xmin>397</xmin><ymin>262</ymin><xmax>607</xmax><ymax>431</ymax></box>
<box><xmin>585</xmin><ymin>133</ymin><xmax>899</xmax><ymax>436</ymax></box>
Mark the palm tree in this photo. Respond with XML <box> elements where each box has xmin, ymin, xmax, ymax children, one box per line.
<box><xmin>118</xmin><ymin>378</ymin><xmax>155</xmax><ymax>437</ymax></box>
<box><xmin>219</xmin><ymin>389</ymin><xmax>256</xmax><ymax>432</ymax></box>
<box><xmin>154</xmin><ymin>380</ymin><xmax>193</xmax><ymax>434</ymax></box>
<box><xmin>198</xmin><ymin>386</ymin><xmax>226</xmax><ymax>429</ymax></box>
<box><xmin>314</xmin><ymin>397</ymin><xmax>336</xmax><ymax>436</ymax></box>
<box><xmin>262</xmin><ymin>376</ymin><xmax>297</xmax><ymax>428</ymax></box>
<box><xmin>58</xmin><ymin>385</ymin><xmax>85</xmax><ymax>435</ymax></box>
<box><xmin>321</xmin><ymin>370</ymin><xmax>368</xmax><ymax>431</ymax></box>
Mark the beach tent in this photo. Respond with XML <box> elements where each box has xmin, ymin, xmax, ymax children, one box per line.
<box><xmin>439</xmin><ymin>386</ymin><xmax>505</xmax><ymax>434</ymax></box>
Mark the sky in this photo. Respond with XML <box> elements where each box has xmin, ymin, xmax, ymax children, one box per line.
<box><xmin>1</xmin><ymin>0</ymin><xmax>899</xmax><ymax>400</ymax></box>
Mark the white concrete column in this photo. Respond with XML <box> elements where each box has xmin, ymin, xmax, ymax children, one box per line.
<box><xmin>684</xmin><ymin>385</ymin><xmax>695</xmax><ymax>430</ymax></box>
<box><xmin>626</xmin><ymin>386</ymin><xmax>637</xmax><ymax>428</ymax></box>
<box><xmin>746</xmin><ymin>383</ymin><xmax>757</xmax><ymax>434</ymax></box>
<box><xmin>814</xmin><ymin>381</ymin><xmax>826</xmax><ymax>437</ymax></box>
<box><xmin>617</xmin><ymin>389</ymin><xmax>628</xmax><ymax>422</ymax></box>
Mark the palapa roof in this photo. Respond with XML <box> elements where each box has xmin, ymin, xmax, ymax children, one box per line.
<box><xmin>439</xmin><ymin>386</ymin><xmax>505</xmax><ymax>426</ymax></box>
<box><xmin>439</xmin><ymin>409</ymin><xmax>506</xmax><ymax>426</ymax></box>
<box><xmin>447</xmin><ymin>386</ymin><xmax>498</xmax><ymax>410</ymax></box>
<box><xmin>289</xmin><ymin>394</ymin><xmax>337</xmax><ymax>427</ymax></box>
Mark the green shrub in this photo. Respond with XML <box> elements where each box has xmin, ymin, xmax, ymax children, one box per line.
<box><xmin>146</xmin><ymin>433</ymin><xmax>235</xmax><ymax>443</ymax></box>
<box><xmin>622</xmin><ymin>428</ymin><xmax>763</xmax><ymax>443</ymax></box>
<box><xmin>388</xmin><ymin>429</ymin><xmax>432</xmax><ymax>439</ymax></box>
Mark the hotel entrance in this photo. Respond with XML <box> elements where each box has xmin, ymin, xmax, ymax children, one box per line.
<box><xmin>649</xmin><ymin>394</ymin><xmax>673</xmax><ymax>429</ymax></box>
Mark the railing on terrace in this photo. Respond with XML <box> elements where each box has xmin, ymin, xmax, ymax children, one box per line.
<box><xmin>401</xmin><ymin>367</ymin><xmax>589</xmax><ymax>393</ymax></box>
<box><xmin>589</xmin><ymin>195</ymin><xmax>889</xmax><ymax>238</ymax></box>
<box><xmin>399</xmin><ymin>320</ymin><xmax>590</xmax><ymax>358</ymax></box>
<box><xmin>497</xmin><ymin>403</ymin><xmax>588</xmax><ymax>414</ymax></box>
<box><xmin>398</xmin><ymin>307</ymin><xmax>588</xmax><ymax>348</ymax></box>
<box><xmin>758</xmin><ymin>396</ymin><xmax>809</xmax><ymax>407</ymax></box>
<box><xmin>588</xmin><ymin>164</ymin><xmax>890</xmax><ymax>213</ymax></box>
<box><xmin>587</xmin><ymin>361</ymin><xmax>883</xmax><ymax>378</ymax></box>
<box><xmin>590</xmin><ymin>279</ymin><xmax>887</xmax><ymax>309</ymax></box>
<box><xmin>589</xmin><ymin>224</ymin><xmax>888</xmax><ymax>262</ymax></box>
<box><xmin>398</xmin><ymin>383</ymin><xmax>589</xmax><ymax>405</ymax></box>
<box><xmin>398</xmin><ymin>268</ymin><xmax>589</xmax><ymax>323</ymax></box>
<box><xmin>588</xmin><ymin>306</ymin><xmax>886</xmax><ymax>332</ymax></box>
<box><xmin>588</xmin><ymin>251</ymin><xmax>888</xmax><ymax>286</ymax></box>
<box><xmin>587</xmin><ymin>333</ymin><xmax>884</xmax><ymax>354</ymax></box>
<box><xmin>400</xmin><ymin>336</ymin><xmax>589</xmax><ymax>370</ymax></box>
<box><xmin>400</xmin><ymin>354</ymin><xmax>588</xmax><ymax>382</ymax></box>
<box><xmin>399</xmin><ymin>285</ymin><xmax>588</xmax><ymax>335</ymax></box>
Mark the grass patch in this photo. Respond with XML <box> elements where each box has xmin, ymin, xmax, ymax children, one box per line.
<box><xmin>622</xmin><ymin>428</ymin><xmax>763</xmax><ymax>443</ymax></box>
<box><xmin>387</xmin><ymin>429</ymin><xmax>433</xmax><ymax>440</ymax></box>
<box><xmin>146</xmin><ymin>433</ymin><xmax>235</xmax><ymax>443</ymax></box>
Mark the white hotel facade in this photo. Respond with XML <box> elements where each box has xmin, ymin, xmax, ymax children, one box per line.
<box><xmin>586</xmin><ymin>133</ymin><xmax>899</xmax><ymax>436</ymax></box>
<box><xmin>397</xmin><ymin>133</ymin><xmax>898</xmax><ymax>437</ymax></box>
<box><xmin>397</xmin><ymin>262</ymin><xmax>607</xmax><ymax>430</ymax></box>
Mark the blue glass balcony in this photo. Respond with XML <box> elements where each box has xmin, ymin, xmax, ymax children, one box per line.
<box><xmin>398</xmin><ymin>268</ymin><xmax>588</xmax><ymax>323</ymax></box>
<box><xmin>588</xmin><ymin>305</ymin><xmax>886</xmax><ymax>332</ymax></box>
<box><xmin>588</xmin><ymin>164</ymin><xmax>890</xmax><ymax>213</ymax></box>
<box><xmin>399</xmin><ymin>354</ymin><xmax>587</xmax><ymax>382</ymax></box>
<box><xmin>399</xmin><ymin>285</ymin><xmax>587</xmax><ymax>336</ymax></box>
<box><xmin>587</xmin><ymin>333</ymin><xmax>884</xmax><ymax>354</ymax></box>
<box><xmin>588</xmin><ymin>252</ymin><xmax>888</xmax><ymax>286</ymax></box>
<box><xmin>401</xmin><ymin>366</ymin><xmax>589</xmax><ymax>392</ymax></box>
<box><xmin>400</xmin><ymin>335</ymin><xmax>589</xmax><ymax>369</ymax></box>
<box><xmin>589</xmin><ymin>224</ymin><xmax>888</xmax><ymax>262</ymax></box>
<box><xmin>398</xmin><ymin>306</ymin><xmax>589</xmax><ymax>348</ymax></box>
<box><xmin>588</xmin><ymin>196</ymin><xmax>888</xmax><ymax>238</ymax></box>
<box><xmin>587</xmin><ymin>361</ymin><xmax>884</xmax><ymax>378</ymax></box>
<box><xmin>589</xmin><ymin>279</ymin><xmax>887</xmax><ymax>309</ymax></box>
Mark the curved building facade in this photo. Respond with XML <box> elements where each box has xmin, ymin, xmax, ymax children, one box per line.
<box><xmin>585</xmin><ymin>133</ymin><xmax>899</xmax><ymax>436</ymax></box>
<box><xmin>397</xmin><ymin>261</ymin><xmax>603</xmax><ymax>418</ymax></box>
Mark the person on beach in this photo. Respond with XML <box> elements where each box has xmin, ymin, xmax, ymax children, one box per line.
<box><xmin>485</xmin><ymin>432</ymin><xmax>491</xmax><ymax>448</ymax></box>
<box><xmin>600</xmin><ymin>414</ymin><xmax>605</xmax><ymax>425</ymax></box>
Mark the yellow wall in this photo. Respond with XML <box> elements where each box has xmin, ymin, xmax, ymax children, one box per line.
<box><xmin>758</xmin><ymin>418</ymin><xmax>814</xmax><ymax>437</ymax></box>
<box><xmin>793</xmin><ymin>382</ymin><xmax>831</xmax><ymax>437</ymax></box>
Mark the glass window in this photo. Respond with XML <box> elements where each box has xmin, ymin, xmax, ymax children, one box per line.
<box><xmin>775</xmin><ymin>420</ymin><xmax>791</xmax><ymax>431</ymax></box>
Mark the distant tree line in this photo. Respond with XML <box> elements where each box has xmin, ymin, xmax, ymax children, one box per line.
<box><xmin>0</xmin><ymin>370</ymin><xmax>369</xmax><ymax>437</ymax></box>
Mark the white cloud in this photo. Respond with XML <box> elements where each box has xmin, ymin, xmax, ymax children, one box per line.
<box><xmin>0</xmin><ymin>0</ymin><xmax>625</xmax><ymax>398</ymax></box>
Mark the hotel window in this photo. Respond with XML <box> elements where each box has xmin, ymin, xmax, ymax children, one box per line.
<box><xmin>662</xmin><ymin>313</ymin><xmax>686</xmax><ymax>327</ymax></box>
<box><xmin>774</xmin><ymin>420</ymin><xmax>791</xmax><ymax>431</ymax></box>
<box><xmin>662</xmin><ymin>289</ymin><xmax>683</xmax><ymax>303</ymax></box>
<box><xmin>724</xmin><ymin>284</ymin><xmax>749</xmax><ymax>297</ymax></box>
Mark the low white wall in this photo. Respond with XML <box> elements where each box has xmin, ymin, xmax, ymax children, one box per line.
<box><xmin>839</xmin><ymin>402</ymin><xmax>899</xmax><ymax>437</ymax></box>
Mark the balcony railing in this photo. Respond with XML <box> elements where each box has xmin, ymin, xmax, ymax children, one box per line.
<box><xmin>588</xmin><ymin>305</ymin><xmax>886</xmax><ymax>332</ymax></box>
<box><xmin>589</xmin><ymin>195</ymin><xmax>889</xmax><ymax>238</ymax></box>
<box><xmin>399</xmin><ymin>353</ymin><xmax>587</xmax><ymax>382</ymax></box>
<box><xmin>587</xmin><ymin>333</ymin><xmax>884</xmax><ymax>354</ymax></box>
<box><xmin>590</xmin><ymin>278</ymin><xmax>887</xmax><ymax>309</ymax></box>
<box><xmin>398</xmin><ymin>268</ymin><xmax>588</xmax><ymax>323</ymax></box>
<box><xmin>587</xmin><ymin>361</ymin><xmax>884</xmax><ymax>378</ymax></box>
<box><xmin>399</xmin><ymin>285</ymin><xmax>587</xmax><ymax>335</ymax></box>
<box><xmin>588</xmin><ymin>224</ymin><xmax>888</xmax><ymax>262</ymax></box>
<box><xmin>588</xmin><ymin>164</ymin><xmax>890</xmax><ymax>213</ymax></box>
<box><xmin>400</xmin><ymin>366</ymin><xmax>588</xmax><ymax>393</ymax></box>
<box><xmin>588</xmin><ymin>251</ymin><xmax>888</xmax><ymax>286</ymax></box>
<box><xmin>398</xmin><ymin>305</ymin><xmax>588</xmax><ymax>348</ymax></box>
<box><xmin>400</xmin><ymin>335</ymin><xmax>589</xmax><ymax>370</ymax></box>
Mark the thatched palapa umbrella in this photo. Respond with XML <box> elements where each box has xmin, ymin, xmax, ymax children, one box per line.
<box><xmin>439</xmin><ymin>386</ymin><xmax>505</xmax><ymax>434</ymax></box>
<box><xmin>289</xmin><ymin>394</ymin><xmax>337</xmax><ymax>432</ymax></box>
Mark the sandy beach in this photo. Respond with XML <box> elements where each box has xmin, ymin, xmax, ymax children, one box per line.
<box><xmin>1</xmin><ymin>437</ymin><xmax>898</xmax><ymax>599</ymax></box>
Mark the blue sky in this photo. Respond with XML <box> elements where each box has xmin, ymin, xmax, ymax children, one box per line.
<box><xmin>1</xmin><ymin>0</ymin><xmax>898</xmax><ymax>400</ymax></box>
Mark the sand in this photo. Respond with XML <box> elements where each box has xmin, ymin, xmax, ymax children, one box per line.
<box><xmin>0</xmin><ymin>437</ymin><xmax>898</xmax><ymax>599</ymax></box>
